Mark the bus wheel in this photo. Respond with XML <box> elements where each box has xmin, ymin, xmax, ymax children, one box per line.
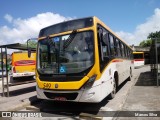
<box><xmin>108</xmin><ymin>77</ymin><xmax>116</xmax><ymax>99</ymax></box>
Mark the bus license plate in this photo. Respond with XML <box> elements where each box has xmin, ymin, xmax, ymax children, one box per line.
<box><xmin>53</xmin><ymin>97</ymin><xmax>67</xmax><ymax>101</ymax></box>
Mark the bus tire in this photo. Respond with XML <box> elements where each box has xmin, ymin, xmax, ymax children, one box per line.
<box><xmin>108</xmin><ymin>77</ymin><xmax>117</xmax><ymax>99</ymax></box>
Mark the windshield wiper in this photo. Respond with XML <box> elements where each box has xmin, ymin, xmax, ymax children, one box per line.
<box><xmin>63</xmin><ymin>29</ymin><xmax>77</xmax><ymax>49</ymax></box>
<box><xmin>47</xmin><ymin>37</ymin><xmax>55</xmax><ymax>47</ymax></box>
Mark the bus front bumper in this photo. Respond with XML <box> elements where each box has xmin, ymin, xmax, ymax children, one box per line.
<box><xmin>36</xmin><ymin>84</ymin><xmax>102</xmax><ymax>103</ymax></box>
<box><xmin>12</xmin><ymin>72</ymin><xmax>35</xmax><ymax>78</ymax></box>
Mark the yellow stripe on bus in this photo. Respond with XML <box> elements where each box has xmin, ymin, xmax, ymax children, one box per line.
<box><xmin>36</xmin><ymin>76</ymin><xmax>89</xmax><ymax>90</ymax></box>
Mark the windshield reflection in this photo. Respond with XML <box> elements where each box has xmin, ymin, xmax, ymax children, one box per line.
<box><xmin>37</xmin><ymin>31</ymin><xmax>94</xmax><ymax>74</ymax></box>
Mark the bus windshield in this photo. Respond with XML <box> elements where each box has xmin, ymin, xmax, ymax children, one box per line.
<box><xmin>37</xmin><ymin>31</ymin><xmax>94</xmax><ymax>74</ymax></box>
<box><xmin>133</xmin><ymin>53</ymin><xmax>144</xmax><ymax>59</ymax></box>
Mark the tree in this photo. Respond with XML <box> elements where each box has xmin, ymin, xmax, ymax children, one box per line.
<box><xmin>139</xmin><ymin>31</ymin><xmax>160</xmax><ymax>47</ymax></box>
<box><xmin>139</xmin><ymin>39</ymin><xmax>152</xmax><ymax>47</ymax></box>
<box><xmin>147</xmin><ymin>31</ymin><xmax>160</xmax><ymax>39</ymax></box>
<box><xmin>27</xmin><ymin>40</ymin><xmax>37</xmax><ymax>48</ymax></box>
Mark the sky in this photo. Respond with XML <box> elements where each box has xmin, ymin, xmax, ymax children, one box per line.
<box><xmin>0</xmin><ymin>0</ymin><xmax>160</xmax><ymax>47</ymax></box>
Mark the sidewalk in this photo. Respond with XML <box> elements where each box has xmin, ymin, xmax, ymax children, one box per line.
<box><xmin>0</xmin><ymin>78</ymin><xmax>37</xmax><ymax>111</ymax></box>
<box><xmin>116</xmin><ymin>65</ymin><xmax>160</xmax><ymax>120</ymax></box>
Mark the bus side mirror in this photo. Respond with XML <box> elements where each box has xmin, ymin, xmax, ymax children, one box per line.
<box><xmin>28</xmin><ymin>47</ymin><xmax>31</xmax><ymax>58</ymax></box>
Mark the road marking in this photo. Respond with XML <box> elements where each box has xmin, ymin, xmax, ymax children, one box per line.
<box><xmin>79</xmin><ymin>113</ymin><xmax>103</xmax><ymax>120</ymax></box>
<box><xmin>26</xmin><ymin>105</ymin><xmax>40</xmax><ymax>111</ymax></box>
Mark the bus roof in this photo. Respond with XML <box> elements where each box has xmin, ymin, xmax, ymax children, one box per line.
<box><xmin>93</xmin><ymin>16</ymin><xmax>133</xmax><ymax>50</ymax></box>
<box><xmin>39</xmin><ymin>16</ymin><xmax>132</xmax><ymax>50</ymax></box>
<box><xmin>39</xmin><ymin>16</ymin><xmax>94</xmax><ymax>37</ymax></box>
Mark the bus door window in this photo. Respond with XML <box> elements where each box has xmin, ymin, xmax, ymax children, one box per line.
<box><xmin>97</xmin><ymin>26</ymin><xmax>110</xmax><ymax>59</ymax></box>
<box><xmin>97</xmin><ymin>25</ymin><xmax>110</xmax><ymax>72</ymax></box>
<box><xmin>97</xmin><ymin>27</ymin><xmax>104</xmax><ymax>62</ymax></box>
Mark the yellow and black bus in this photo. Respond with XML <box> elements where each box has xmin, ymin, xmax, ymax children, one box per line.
<box><xmin>35</xmin><ymin>16</ymin><xmax>133</xmax><ymax>103</ymax></box>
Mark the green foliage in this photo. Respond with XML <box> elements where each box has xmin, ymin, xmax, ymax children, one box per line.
<box><xmin>139</xmin><ymin>39</ymin><xmax>152</xmax><ymax>47</ymax></box>
<box><xmin>147</xmin><ymin>31</ymin><xmax>160</xmax><ymax>39</ymax></box>
<box><xmin>27</xmin><ymin>41</ymin><xmax>37</xmax><ymax>48</ymax></box>
<box><xmin>139</xmin><ymin>31</ymin><xmax>160</xmax><ymax>47</ymax></box>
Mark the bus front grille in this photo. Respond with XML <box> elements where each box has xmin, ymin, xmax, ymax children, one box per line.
<box><xmin>44</xmin><ymin>92</ymin><xmax>78</xmax><ymax>100</ymax></box>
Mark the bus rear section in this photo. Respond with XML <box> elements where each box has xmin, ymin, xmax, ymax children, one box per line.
<box><xmin>12</xmin><ymin>52</ymin><xmax>36</xmax><ymax>79</ymax></box>
<box><xmin>133</xmin><ymin>52</ymin><xmax>144</xmax><ymax>68</ymax></box>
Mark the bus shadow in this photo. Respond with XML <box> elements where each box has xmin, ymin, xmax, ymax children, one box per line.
<box><xmin>135</xmin><ymin>71</ymin><xmax>157</xmax><ymax>86</ymax></box>
<box><xmin>33</xmin><ymin>97</ymin><xmax>110</xmax><ymax>116</ymax></box>
<box><xmin>117</xmin><ymin>79</ymin><xmax>128</xmax><ymax>92</ymax></box>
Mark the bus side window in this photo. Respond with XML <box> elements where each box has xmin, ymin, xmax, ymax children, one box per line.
<box><xmin>109</xmin><ymin>34</ymin><xmax>115</xmax><ymax>57</ymax></box>
<box><xmin>123</xmin><ymin>45</ymin><xmax>126</xmax><ymax>58</ymax></box>
<box><xmin>126</xmin><ymin>47</ymin><xmax>129</xmax><ymax>58</ymax></box>
<box><xmin>121</xmin><ymin>43</ymin><xmax>125</xmax><ymax>58</ymax></box>
<box><xmin>116</xmin><ymin>39</ymin><xmax>121</xmax><ymax>57</ymax></box>
<box><xmin>119</xmin><ymin>41</ymin><xmax>123</xmax><ymax>57</ymax></box>
<box><xmin>102</xmin><ymin>32</ymin><xmax>110</xmax><ymax>57</ymax></box>
<box><xmin>113</xmin><ymin>38</ymin><xmax>117</xmax><ymax>56</ymax></box>
<box><xmin>126</xmin><ymin>46</ymin><xmax>129</xmax><ymax>58</ymax></box>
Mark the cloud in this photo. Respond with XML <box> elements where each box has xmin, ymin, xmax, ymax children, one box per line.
<box><xmin>116</xmin><ymin>8</ymin><xmax>160</xmax><ymax>45</ymax></box>
<box><xmin>1</xmin><ymin>8</ymin><xmax>160</xmax><ymax>47</ymax></box>
<box><xmin>4</xmin><ymin>14</ymin><xmax>13</xmax><ymax>23</ymax></box>
<box><xmin>0</xmin><ymin>12</ymin><xmax>74</xmax><ymax>45</ymax></box>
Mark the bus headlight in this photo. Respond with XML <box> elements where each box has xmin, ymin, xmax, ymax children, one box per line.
<box><xmin>83</xmin><ymin>74</ymin><xmax>97</xmax><ymax>89</ymax></box>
